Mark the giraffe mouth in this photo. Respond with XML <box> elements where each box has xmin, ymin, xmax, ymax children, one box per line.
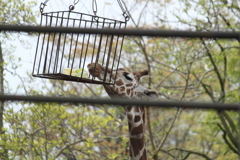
<box><xmin>144</xmin><ymin>91</ymin><xmax>154</xmax><ymax>96</ymax></box>
<box><xmin>87</xmin><ymin>63</ymin><xmax>104</xmax><ymax>78</ymax></box>
<box><xmin>143</xmin><ymin>90</ymin><xmax>158</xmax><ymax>99</ymax></box>
<box><xmin>87</xmin><ymin>63</ymin><xmax>114</xmax><ymax>83</ymax></box>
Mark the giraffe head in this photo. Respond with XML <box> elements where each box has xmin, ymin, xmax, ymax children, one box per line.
<box><xmin>87</xmin><ymin>63</ymin><xmax>158</xmax><ymax>100</ymax></box>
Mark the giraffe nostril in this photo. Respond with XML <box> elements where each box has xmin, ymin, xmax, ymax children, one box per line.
<box><xmin>144</xmin><ymin>91</ymin><xmax>151</xmax><ymax>96</ymax></box>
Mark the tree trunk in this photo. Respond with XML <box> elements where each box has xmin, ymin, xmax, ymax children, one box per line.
<box><xmin>0</xmin><ymin>41</ymin><xmax>8</xmax><ymax>159</ymax></box>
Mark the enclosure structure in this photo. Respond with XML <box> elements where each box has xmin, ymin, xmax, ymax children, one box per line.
<box><xmin>32</xmin><ymin>1</ymin><xmax>128</xmax><ymax>85</ymax></box>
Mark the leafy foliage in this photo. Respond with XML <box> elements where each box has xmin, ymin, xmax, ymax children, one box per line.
<box><xmin>1</xmin><ymin>0</ymin><xmax>240</xmax><ymax>160</ymax></box>
<box><xmin>5</xmin><ymin>101</ymin><xmax>128</xmax><ymax>160</ymax></box>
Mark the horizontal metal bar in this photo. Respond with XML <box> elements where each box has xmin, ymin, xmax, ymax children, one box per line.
<box><xmin>0</xmin><ymin>95</ymin><xmax>239</xmax><ymax>110</ymax></box>
<box><xmin>1</xmin><ymin>25</ymin><xmax>240</xmax><ymax>39</ymax></box>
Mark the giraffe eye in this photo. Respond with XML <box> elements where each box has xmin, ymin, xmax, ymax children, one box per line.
<box><xmin>123</xmin><ymin>72</ymin><xmax>133</xmax><ymax>81</ymax></box>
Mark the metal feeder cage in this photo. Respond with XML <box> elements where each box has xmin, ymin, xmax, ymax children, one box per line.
<box><xmin>32</xmin><ymin>0</ymin><xmax>129</xmax><ymax>85</ymax></box>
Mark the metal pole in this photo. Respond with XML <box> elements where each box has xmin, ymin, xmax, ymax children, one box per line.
<box><xmin>0</xmin><ymin>95</ymin><xmax>239</xmax><ymax>110</ymax></box>
<box><xmin>1</xmin><ymin>25</ymin><xmax>240</xmax><ymax>39</ymax></box>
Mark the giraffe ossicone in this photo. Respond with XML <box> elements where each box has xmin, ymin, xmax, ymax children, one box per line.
<box><xmin>87</xmin><ymin>63</ymin><xmax>158</xmax><ymax>160</ymax></box>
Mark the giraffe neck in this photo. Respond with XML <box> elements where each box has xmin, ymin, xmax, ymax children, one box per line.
<box><xmin>103</xmin><ymin>77</ymin><xmax>148</xmax><ymax>159</ymax></box>
<box><xmin>125</xmin><ymin>105</ymin><xmax>147</xmax><ymax>160</ymax></box>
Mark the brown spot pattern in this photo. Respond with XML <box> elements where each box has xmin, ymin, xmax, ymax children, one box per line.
<box><xmin>125</xmin><ymin>106</ymin><xmax>132</xmax><ymax>112</ymax></box>
<box><xmin>131</xmin><ymin>123</ymin><xmax>144</xmax><ymax>135</ymax></box>
<box><xmin>111</xmin><ymin>75</ymin><xmax>114</xmax><ymax>79</ymax></box>
<box><xmin>140</xmin><ymin>106</ymin><xmax>144</xmax><ymax>112</ymax></box>
<box><xmin>126</xmin><ymin>83</ymin><xmax>133</xmax><ymax>87</ymax></box>
<box><xmin>120</xmin><ymin>93</ymin><xmax>126</xmax><ymax>96</ymax></box>
<box><xmin>130</xmin><ymin>92</ymin><xmax>134</xmax><ymax>97</ymax></box>
<box><xmin>134</xmin><ymin>115</ymin><xmax>141</xmax><ymax>123</ymax></box>
<box><xmin>120</xmin><ymin>86</ymin><xmax>125</xmax><ymax>92</ymax></box>
<box><xmin>115</xmin><ymin>79</ymin><xmax>124</xmax><ymax>86</ymax></box>
<box><xmin>127</xmin><ymin>114</ymin><xmax>133</xmax><ymax>121</ymax></box>
<box><xmin>128</xmin><ymin>122</ymin><xmax>132</xmax><ymax>131</ymax></box>
<box><xmin>130</xmin><ymin>136</ymin><xmax>145</xmax><ymax>157</ymax></box>
<box><xmin>143</xmin><ymin>113</ymin><xmax>145</xmax><ymax>124</ymax></box>
<box><xmin>134</xmin><ymin>107</ymin><xmax>140</xmax><ymax>112</ymax></box>
<box><xmin>139</xmin><ymin>149</ymin><xmax>147</xmax><ymax>160</ymax></box>
<box><xmin>130</xmin><ymin>146</ymin><xmax>132</xmax><ymax>158</ymax></box>
<box><xmin>127</xmin><ymin>89</ymin><xmax>131</xmax><ymax>95</ymax></box>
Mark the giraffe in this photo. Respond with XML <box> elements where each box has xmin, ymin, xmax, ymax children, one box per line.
<box><xmin>87</xmin><ymin>63</ymin><xmax>158</xmax><ymax>160</ymax></box>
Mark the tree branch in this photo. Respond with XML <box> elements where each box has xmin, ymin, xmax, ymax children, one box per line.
<box><xmin>146</xmin><ymin>107</ymin><xmax>156</xmax><ymax>152</ymax></box>
<box><xmin>217</xmin><ymin>123</ymin><xmax>239</xmax><ymax>154</ymax></box>
<box><xmin>221</xmin><ymin>111</ymin><xmax>239</xmax><ymax>137</ymax></box>
<box><xmin>55</xmin><ymin>139</ymin><xmax>87</xmax><ymax>159</ymax></box>
<box><xmin>217</xmin><ymin>111</ymin><xmax>239</xmax><ymax>150</ymax></box>
<box><xmin>213</xmin><ymin>39</ymin><xmax>227</xmax><ymax>102</ymax></box>
<box><xmin>169</xmin><ymin>148</ymin><xmax>212</xmax><ymax>160</ymax></box>
<box><xmin>192</xmin><ymin>72</ymin><xmax>215</xmax><ymax>102</ymax></box>
<box><xmin>201</xmin><ymin>40</ymin><xmax>225</xmax><ymax>102</ymax></box>
<box><xmin>152</xmin><ymin>108</ymin><xmax>182</xmax><ymax>159</ymax></box>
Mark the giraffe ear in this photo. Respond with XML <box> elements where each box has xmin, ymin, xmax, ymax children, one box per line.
<box><xmin>144</xmin><ymin>90</ymin><xmax>158</xmax><ymax>99</ymax></box>
<box><xmin>133</xmin><ymin>70</ymin><xmax>148</xmax><ymax>81</ymax></box>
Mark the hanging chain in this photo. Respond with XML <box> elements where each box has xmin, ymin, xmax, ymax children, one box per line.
<box><xmin>69</xmin><ymin>0</ymin><xmax>80</xmax><ymax>11</ymax></box>
<box><xmin>39</xmin><ymin>0</ymin><xmax>129</xmax><ymax>21</ymax></box>
<box><xmin>40</xmin><ymin>0</ymin><xmax>49</xmax><ymax>13</ymax></box>
<box><xmin>92</xmin><ymin>0</ymin><xmax>98</xmax><ymax>20</ymax></box>
<box><xmin>92</xmin><ymin>0</ymin><xmax>97</xmax><ymax>16</ymax></box>
<box><xmin>117</xmin><ymin>0</ymin><xmax>129</xmax><ymax>21</ymax></box>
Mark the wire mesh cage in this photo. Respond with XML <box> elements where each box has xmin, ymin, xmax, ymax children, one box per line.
<box><xmin>32</xmin><ymin>0</ymin><xmax>129</xmax><ymax>85</ymax></box>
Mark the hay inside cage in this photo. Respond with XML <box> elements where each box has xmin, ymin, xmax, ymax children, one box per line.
<box><xmin>32</xmin><ymin>3</ymin><xmax>128</xmax><ymax>85</ymax></box>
